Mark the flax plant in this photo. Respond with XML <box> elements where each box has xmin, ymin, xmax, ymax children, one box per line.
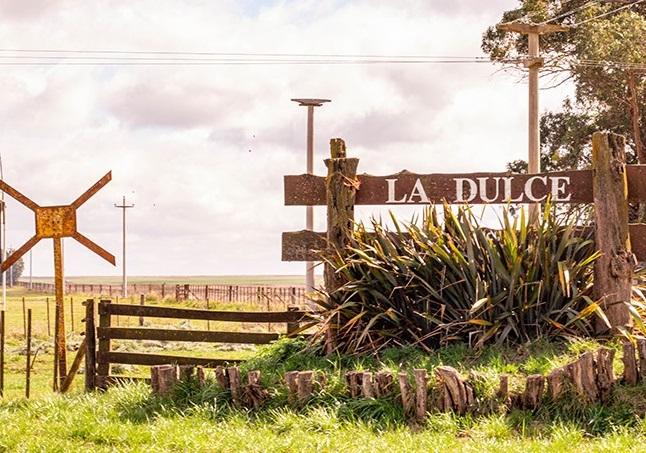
<box><xmin>315</xmin><ymin>202</ymin><xmax>606</xmax><ymax>354</ymax></box>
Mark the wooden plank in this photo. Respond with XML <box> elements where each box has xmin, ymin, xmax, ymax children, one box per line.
<box><xmin>286</xmin><ymin>169</ymin><xmax>598</xmax><ymax>206</ymax></box>
<box><xmin>96</xmin><ymin>375</ymin><xmax>150</xmax><ymax>388</ymax></box>
<box><xmin>98</xmin><ymin>327</ymin><xmax>280</xmax><ymax>344</ymax></box>
<box><xmin>286</xmin><ymin>166</ymin><xmax>646</xmax><ymax>206</ymax></box>
<box><xmin>101</xmin><ymin>351</ymin><xmax>242</xmax><ymax>367</ymax></box>
<box><xmin>105</xmin><ymin>303</ymin><xmax>313</xmax><ymax>323</ymax></box>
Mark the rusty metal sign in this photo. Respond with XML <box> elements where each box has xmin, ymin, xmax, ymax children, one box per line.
<box><xmin>0</xmin><ymin>171</ymin><xmax>115</xmax><ymax>390</ymax></box>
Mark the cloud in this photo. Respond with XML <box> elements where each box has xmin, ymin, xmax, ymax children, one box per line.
<box><xmin>0</xmin><ymin>0</ymin><xmax>572</xmax><ymax>277</ymax></box>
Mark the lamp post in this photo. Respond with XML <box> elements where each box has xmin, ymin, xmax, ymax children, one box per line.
<box><xmin>291</xmin><ymin>98</ymin><xmax>331</xmax><ymax>294</ymax></box>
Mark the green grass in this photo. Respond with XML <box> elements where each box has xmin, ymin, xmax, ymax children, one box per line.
<box><xmin>0</xmin><ymin>379</ymin><xmax>644</xmax><ymax>452</ymax></box>
<box><xmin>2</xmin><ymin>288</ymin><xmax>645</xmax><ymax>451</ymax></box>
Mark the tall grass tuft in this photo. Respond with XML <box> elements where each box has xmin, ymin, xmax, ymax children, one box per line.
<box><xmin>314</xmin><ymin>202</ymin><xmax>606</xmax><ymax>354</ymax></box>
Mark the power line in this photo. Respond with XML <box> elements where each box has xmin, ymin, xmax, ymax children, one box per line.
<box><xmin>540</xmin><ymin>1</ymin><xmax>596</xmax><ymax>24</ymax></box>
<box><xmin>0</xmin><ymin>49</ymin><xmax>490</xmax><ymax>60</ymax></box>
<box><xmin>573</xmin><ymin>0</ymin><xmax>646</xmax><ymax>26</ymax></box>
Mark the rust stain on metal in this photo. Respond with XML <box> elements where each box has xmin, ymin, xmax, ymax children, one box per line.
<box><xmin>0</xmin><ymin>171</ymin><xmax>116</xmax><ymax>390</ymax></box>
<box><xmin>35</xmin><ymin>206</ymin><xmax>77</xmax><ymax>238</ymax></box>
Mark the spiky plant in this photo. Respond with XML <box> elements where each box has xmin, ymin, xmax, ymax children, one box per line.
<box><xmin>313</xmin><ymin>202</ymin><xmax>606</xmax><ymax>354</ymax></box>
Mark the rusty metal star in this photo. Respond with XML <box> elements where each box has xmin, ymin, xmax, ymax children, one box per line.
<box><xmin>0</xmin><ymin>171</ymin><xmax>115</xmax><ymax>391</ymax></box>
<box><xmin>0</xmin><ymin>171</ymin><xmax>116</xmax><ymax>271</ymax></box>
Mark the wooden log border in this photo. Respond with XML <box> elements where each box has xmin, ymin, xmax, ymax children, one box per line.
<box><xmin>147</xmin><ymin>343</ymin><xmax>646</xmax><ymax>420</ymax></box>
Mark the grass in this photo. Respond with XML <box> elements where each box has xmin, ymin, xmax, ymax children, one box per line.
<box><xmin>0</xmin><ymin>384</ymin><xmax>645</xmax><ymax>452</ymax></box>
<box><xmin>1</xmin><ymin>288</ymin><xmax>645</xmax><ymax>451</ymax></box>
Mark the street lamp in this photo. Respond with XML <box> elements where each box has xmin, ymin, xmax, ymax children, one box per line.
<box><xmin>291</xmin><ymin>98</ymin><xmax>331</xmax><ymax>294</ymax></box>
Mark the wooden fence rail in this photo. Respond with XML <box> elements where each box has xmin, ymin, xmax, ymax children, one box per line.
<box><xmin>86</xmin><ymin>299</ymin><xmax>314</xmax><ymax>390</ymax></box>
<box><xmin>17</xmin><ymin>281</ymin><xmax>308</xmax><ymax>306</ymax></box>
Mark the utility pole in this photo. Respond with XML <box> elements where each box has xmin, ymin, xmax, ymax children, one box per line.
<box><xmin>0</xmin><ymin>152</ymin><xmax>6</xmax><ymax>311</ymax></box>
<box><xmin>29</xmin><ymin>250</ymin><xmax>32</xmax><ymax>290</ymax></box>
<box><xmin>291</xmin><ymin>98</ymin><xmax>331</xmax><ymax>294</ymax></box>
<box><xmin>114</xmin><ymin>196</ymin><xmax>134</xmax><ymax>298</ymax></box>
<box><xmin>497</xmin><ymin>22</ymin><xmax>569</xmax><ymax>217</ymax></box>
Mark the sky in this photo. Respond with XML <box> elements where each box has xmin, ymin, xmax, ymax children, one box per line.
<box><xmin>0</xmin><ymin>0</ymin><xmax>574</xmax><ymax>277</ymax></box>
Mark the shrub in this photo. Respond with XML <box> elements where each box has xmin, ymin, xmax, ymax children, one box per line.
<box><xmin>313</xmin><ymin>203</ymin><xmax>607</xmax><ymax>354</ymax></box>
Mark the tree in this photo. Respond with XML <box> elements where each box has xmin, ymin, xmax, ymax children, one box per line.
<box><xmin>2</xmin><ymin>249</ymin><xmax>24</xmax><ymax>286</ymax></box>
<box><xmin>483</xmin><ymin>0</ymin><xmax>646</xmax><ymax>172</ymax></box>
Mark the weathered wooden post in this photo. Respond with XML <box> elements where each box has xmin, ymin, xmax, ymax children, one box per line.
<box><xmin>323</xmin><ymin>138</ymin><xmax>359</xmax><ymax>353</ymax></box>
<box><xmin>84</xmin><ymin>299</ymin><xmax>96</xmax><ymax>391</ymax></box>
<box><xmin>286</xmin><ymin>306</ymin><xmax>301</xmax><ymax>336</ymax></box>
<box><xmin>139</xmin><ymin>294</ymin><xmax>145</xmax><ymax>327</ymax></box>
<box><xmin>96</xmin><ymin>300</ymin><xmax>112</xmax><ymax>390</ymax></box>
<box><xmin>591</xmin><ymin>132</ymin><xmax>635</xmax><ymax>332</ymax></box>
<box><xmin>25</xmin><ymin>309</ymin><xmax>32</xmax><ymax>399</ymax></box>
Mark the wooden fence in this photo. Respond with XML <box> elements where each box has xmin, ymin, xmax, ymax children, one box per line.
<box><xmin>84</xmin><ymin>299</ymin><xmax>314</xmax><ymax>390</ymax></box>
<box><xmin>282</xmin><ymin>132</ymin><xmax>646</xmax><ymax>334</ymax></box>
<box><xmin>18</xmin><ymin>281</ymin><xmax>308</xmax><ymax>306</ymax></box>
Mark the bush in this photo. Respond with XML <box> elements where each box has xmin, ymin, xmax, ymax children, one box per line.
<box><xmin>313</xmin><ymin>203</ymin><xmax>607</xmax><ymax>354</ymax></box>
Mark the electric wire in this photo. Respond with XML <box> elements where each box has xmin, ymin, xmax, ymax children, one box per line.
<box><xmin>572</xmin><ymin>0</ymin><xmax>645</xmax><ymax>26</ymax></box>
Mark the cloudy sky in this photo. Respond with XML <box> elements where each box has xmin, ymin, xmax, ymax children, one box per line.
<box><xmin>0</xmin><ymin>0</ymin><xmax>572</xmax><ymax>278</ymax></box>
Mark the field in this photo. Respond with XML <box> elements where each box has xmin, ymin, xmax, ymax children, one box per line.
<box><xmin>1</xmin><ymin>287</ymin><xmax>645</xmax><ymax>452</ymax></box>
<box><xmin>0</xmin><ymin>287</ymin><xmax>280</xmax><ymax>399</ymax></box>
<box><xmin>23</xmin><ymin>275</ymin><xmax>322</xmax><ymax>286</ymax></box>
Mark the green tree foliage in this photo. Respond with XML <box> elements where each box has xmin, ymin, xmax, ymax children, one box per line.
<box><xmin>482</xmin><ymin>0</ymin><xmax>646</xmax><ymax>171</ymax></box>
<box><xmin>2</xmin><ymin>249</ymin><xmax>24</xmax><ymax>286</ymax></box>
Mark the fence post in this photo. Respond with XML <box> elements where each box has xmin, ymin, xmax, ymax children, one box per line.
<box><xmin>84</xmin><ymin>299</ymin><xmax>96</xmax><ymax>391</ymax></box>
<box><xmin>25</xmin><ymin>309</ymin><xmax>32</xmax><ymax>398</ymax></box>
<box><xmin>161</xmin><ymin>283</ymin><xmax>165</xmax><ymax>298</ymax></box>
<box><xmin>592</xmin><ymin>132</ymin><xmax>635</xmax><ymax>332</ymax></box>
<box><xmin>22</xmin><ymin>297</ymin><xmax>26</xmax><ymax>337</ymax></box>
<box><xmin>139</xmin><ymin>294</ymin><xmax>145</xmax><ymax>327</ymax></box>
<box><xmin>228</xmin><ymin>285</ymin><xmax>233</xmax><ymax>302</ymax></box>
<box><xmin>175</xmin><ymin>284</ymin><xmax>180</xmax><ymax>301</ymax></box>
<box><xmin>287</xmin><ymin>306</ymin><xmax>301</xmax><ymax>336</ymax></box>
<box><xmin>323</xmin><ymin>138</ymin><xmax>359</xmax><ymax>352</ymax></box>
<box><xmin>96</xmin><ymin>300</ymin><xmax>112</xmax><ymax>390</ymax></box>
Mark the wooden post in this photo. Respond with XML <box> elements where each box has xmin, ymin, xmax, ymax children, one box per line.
<box><xmin>285</xmin><ymin>371</ymin><xmax>299</xmax><ymax>405</ymax></box>
<box><xmin>361</xmin><ymin>371</ymin><xmax>374</xmax><ymax>399</ymax></box>
<box><xmin>25</xmin><ymin>309</ymin><xmax>32</xmax><ymax>398</ymax></box>
<box><xmin>297</xmin><ymin>371</ymin><xmax>314</xmax><ymax>404</ymax></box>
<box><xmin>84</xmin><ymin>300</ymin><xmax>96</xmax><ymax>391</ymax></box>
<box><xmin>70</xmin><ymin>297</ymin><xmax>75</xmax><ymax>333</ymax></box>
<box><xmin>139</xmin><ymin>294</ymin><xmax>145</xmax><ymax>327</ymax></box>
<box><xmin>0</xmin><ymin>310</ymin><xmax>4</xmax><ymax>397</ymax></box>
<box><xmin>227</xmin><ymin>367</ymin><xmax>241</xmax><ymax>406</ymax></box>
<box><xmin>592</xmin><ymin>132</ymin><xmax>635</xmax><ymax>331</ymax></box>
<box><xmin>161</xmin><ymin>283</ymin><xmax>165</xmax><ymax>299</ymax></box>
<box><xmin>46</xmin><ymin>297</ymin><xmax>51</xmax><ymax>337</ymax></box>
<box><xmin>398</xmin><ymin>372</ymin><xmax>414</xmax><ymax>417</ymax></box>
<box><xmin>323</xmin><ymin>138</ymin><xmax>359</xmax><ymax>353</ymax></box>
<box><xmin>637</xmin><ymin>338</ymin><xmax>646</xmax><ymax>382</ymax></box>
<box><xmin>414</xmin><ymin>369</ymin><xmax>428</xmax><ymax>420</ymax></box>
<box><xmin>286</xmin><ymin>306</ymin><xmax>300</xmax><ymax>336</ymax></box>
<box><xmin>22</xmin><ymin>297</ymin><xmax>26</xmax><ymax>337</ymax></box>
<box><xmin>96</xmin><ymin>300</ymin><xmax>112</xmax><ymax>390</ymax></box>
<box><xmin>151</xmin><ymin>365</ymin><xmax>178</xmax><ymax>396</ymax></box>
<box><xmin>622</xmin><ymin>342</ymin><xmax>639</xmax><ymax>385</ymax></box>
